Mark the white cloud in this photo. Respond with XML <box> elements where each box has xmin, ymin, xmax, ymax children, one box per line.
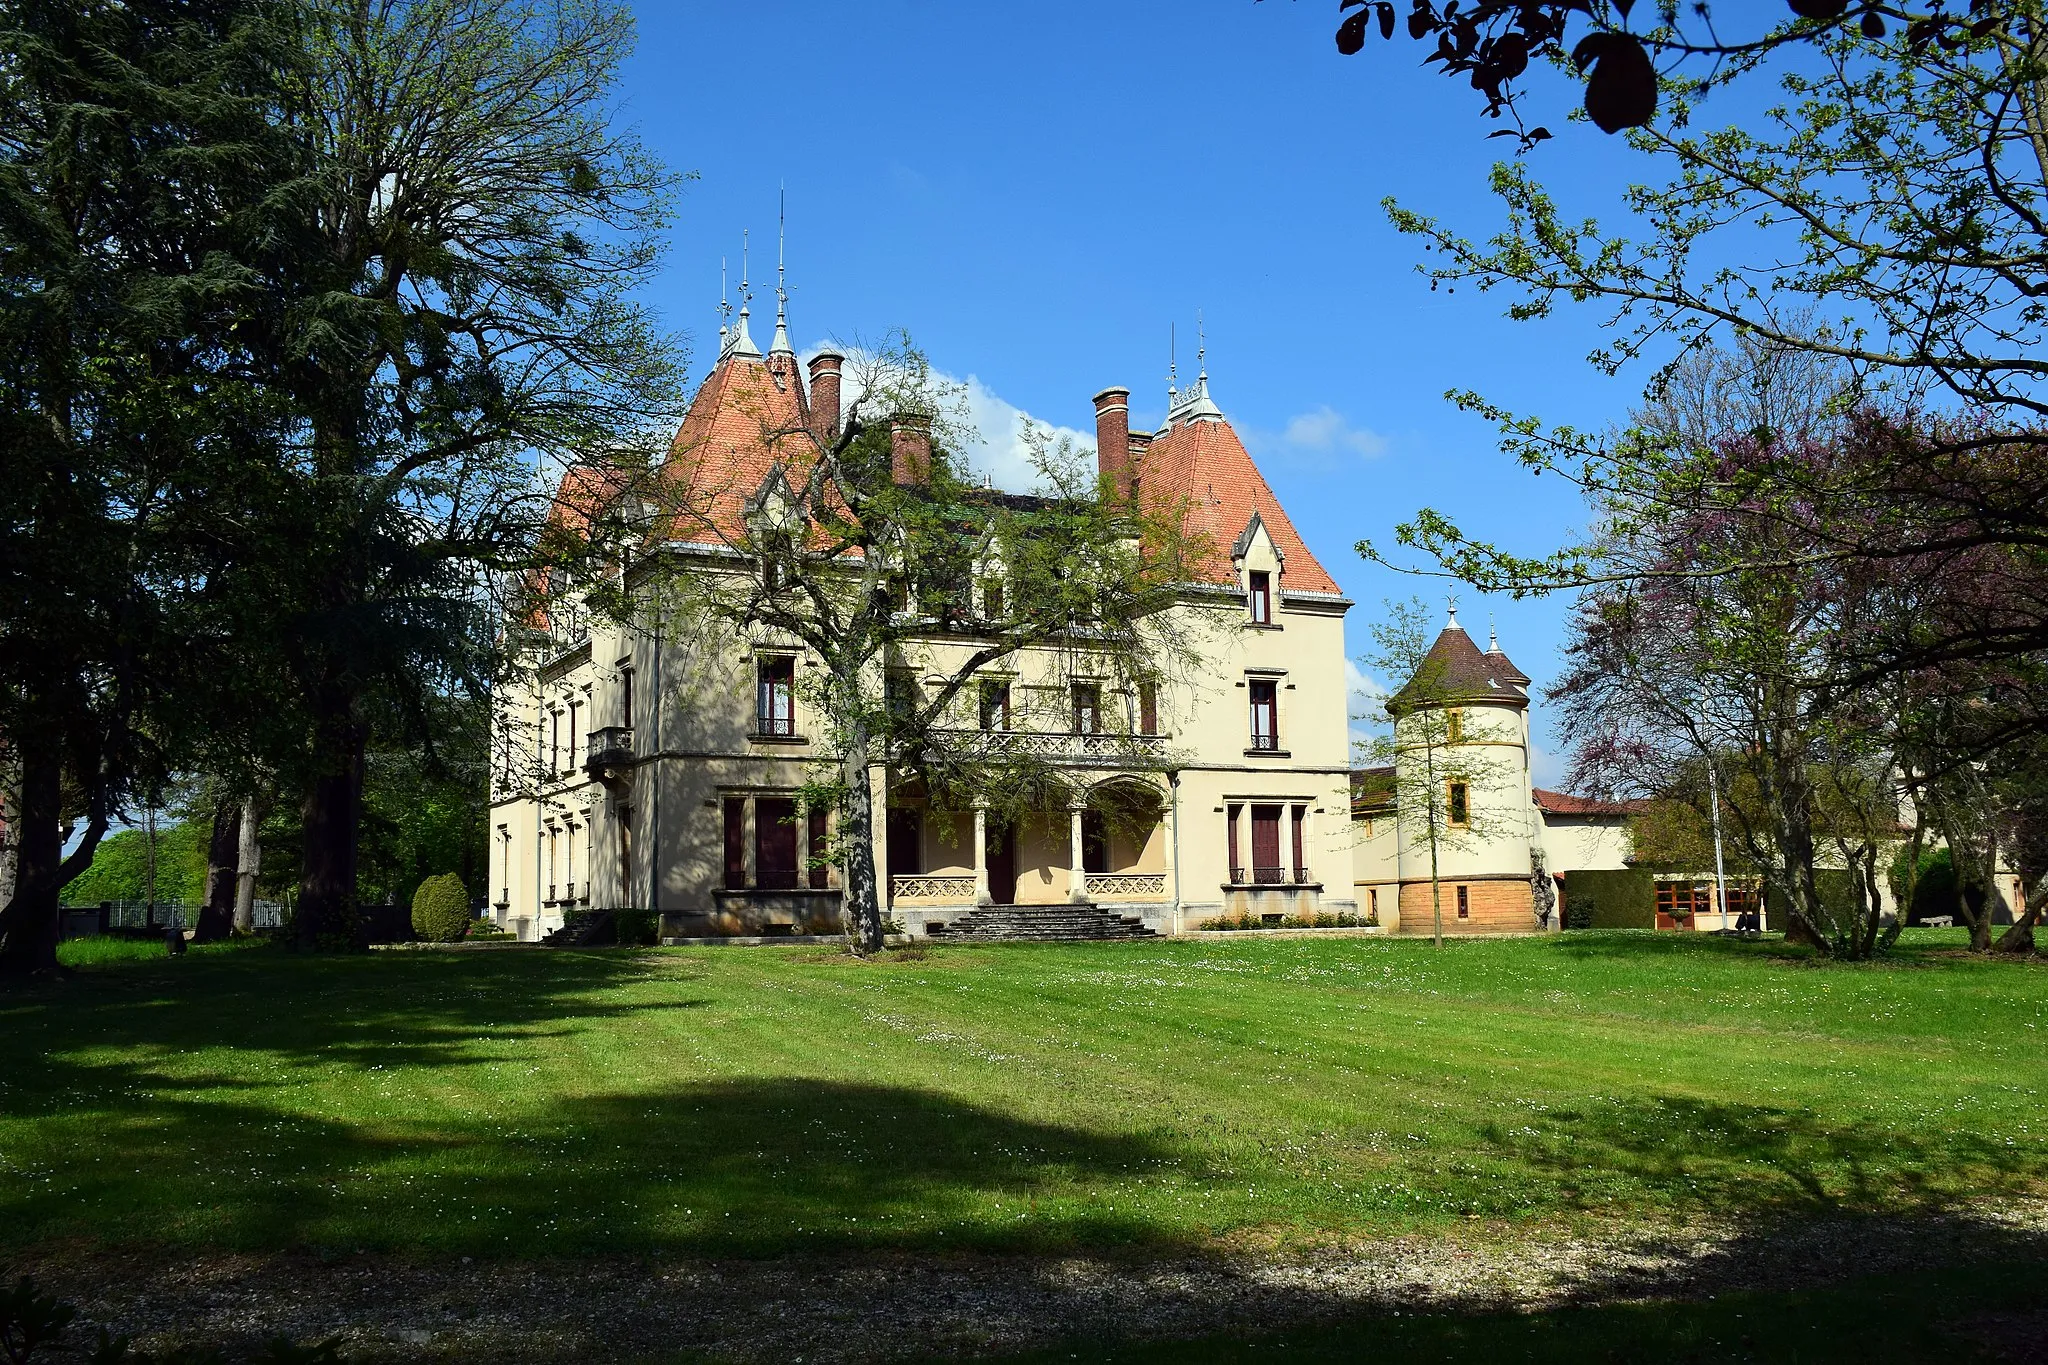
<box><xmin>1346</xmin><ymin>658</ymin><xmax>1392</xmax><ymax>751</ymax></box>
<box><xmin>955</xmin><ymin>374</ymin><xmax>1094</xmax><ymax>493</ymax></box>
<box><xmin>1244</xmin><ymin>406</ymin><xmax>1390</xmax><ymax>468</ymax></box>
<box><xmin>1284</xmin><ymin>406</ymin><xmax>1388</xmax><ymax>458</ymax></box>
<box><xmin>806</xmin><ymin>344</ymin><xmax>1091</xmax><ymax>494</ymax></box>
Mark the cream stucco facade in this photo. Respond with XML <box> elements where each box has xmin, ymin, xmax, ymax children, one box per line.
<box><xmin>488</xmin><ymin>317</ymin><xmax>1359</xmax><ymax>941</ymax></box>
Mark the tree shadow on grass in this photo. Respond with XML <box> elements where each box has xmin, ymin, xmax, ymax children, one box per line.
<box><xmin>1475</xmin><ymin>1091</ymin><xmax>2048</xmax><ymax>1220</ymax></box>
<box><xmin>2</xmin><ymin>1071</ymin><xmax>1204</xmax><ymax>1259</ymax></box>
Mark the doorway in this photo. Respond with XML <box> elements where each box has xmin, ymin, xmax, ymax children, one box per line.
<box><xmin>985</xmin><ymin>820</ymin><xmax>1018</xmax><ymax>905</ymax></box>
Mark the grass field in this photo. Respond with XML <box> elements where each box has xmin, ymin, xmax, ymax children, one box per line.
<box><xmin>4</xmin><ymin>930</ymin><xmax>2046</xmax><ymax>1261</ymax></box>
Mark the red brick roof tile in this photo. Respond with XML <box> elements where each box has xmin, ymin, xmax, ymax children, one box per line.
<box><xmin>1136</xmin><ymin>415</ymin><xmax>1344</xmax><ymax>596</ymax></box>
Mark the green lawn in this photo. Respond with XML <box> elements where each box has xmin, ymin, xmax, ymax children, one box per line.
<box><xmin>3</xmin><ymin>931</ymin><xmax>2045</xmax><ymax>1260</ymax></box>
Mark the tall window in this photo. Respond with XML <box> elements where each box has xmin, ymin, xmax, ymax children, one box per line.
<box><xmin>1247</xmin><ymin>570</ymin><xmax>1272</xmax><ymax>623</ymax></box>
<box><xmin>550</xmin><ymin>709</ymin><xmax>561</xmax><ymax>774</ymax></box>
<box><xmin>1248</xmin><ymin>679</ymin><xmax>1278</xmax><ymax>751</ymax></box>
<box><xmin>546</xmin><ymin>825</ymin><xmax>559</xmax><ymax>900</ymax></box>
<box><xmin>886</xmin><ymin>670</ymin><xmax>917</xmax><ymax>719</ymax></box>
<box><xmin>757</xmin><ymin>656</ymin><xmax>796</xmax><ymax>736</ymax></box>
<box><xmin>1446</xmin><ymin>709</ymin><xmax>1464</xmax><ymax>744</ymax></box>
<box><xmin>756</xmin><ymin>797</ymin><xmax>799</xmax><ymax>889</ymax></box>
<box><xmin>1072</xmin><ymin>683</ymin><xmax>1101</xmax><ymax>735</ymax></box>
<box><xmin>1138</xmin><ymin>681</ymin><xmax>1158</xmax><ymax>736</ymax></box>
<box><xmin>1291</xmin><ymin>804</ymin><xmax>1307</xmax><ymax>882</ymax></box>
<box><xmin>1457</xmin><ymin>885</ymin><xmax>1470</xmax><ymax>919</ymax></box>
<box><xmin>620</xmin><ymin>666</ymin><xmax>634</xmax><ymax>731</ymax></box>
<box><xmin>983</xmin><ymin>578</ymin><xmax>1004</xmax><ymax>618</ymax></box>
<box><xmin>565</xmin><ymin>821</ymin><xmax>578</xmax><ymax>898</ymax></box>
<box><xmin>1446</xmin><ymin>780</ymin><xmax>1470</xmax><ymax>826</ymax></box>
<box><xmin>497</xmin><ymin>825</ymin><xmax>510</xmax><ymax>907</ymax></box>
<box><xmin>1226</xmin><ymin>803</ymin><xmax>1242</xmax><ymax>882</ymax></box>
<box><xmin>722</xmin><ymin>798</ymin><xmax>746</xmax><ymax>889</ymax></box>
<box><xmin>567</xmin><ymin>701</ymin><xmax>580</xmax><ymax>773</ymax></box>
<box><xmin>617</xmin><ymin>806</ymin><xmax>634</xmax><ymax>905</ymax></box>
<box><xmin>1251</xmin><ymin>805</ymin><xmax>1283</xmax><ymax>884</ymax></box>
<box><xmin>979</xmin><ymin>680</ymin><xmax>1010</xmax><ymax>731</ymax></box>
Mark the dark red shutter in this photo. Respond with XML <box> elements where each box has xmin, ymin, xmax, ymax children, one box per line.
<box><xmin>1251</xmin><ymin>805</ymin><xmax>1281</xmax><ymax>882</ymax></box>
<box><xmin>808</xmin><ymin>805</ymin><xmax>830</xmax><ymax>888</ymax></box>
<box><xmin>723</xmin><ymin>798</ymin><xmax>746</xmax><ymax>889</ymax></box>
<box><xmin>756</xmin><ymin>797</ymin><xmax>798</xmax><ymax>888</ymax></box>
<box><xmin>1226</xmin><ymin>804</ymin><xmax>1241</xmax><ymax>881</ymax></box>
<box><xmin>1139</xmin><ymin>682</ymin><xmax>1158</xmax><ymax>735</ymax></box>
<box><xmin>1291</xmin><ymin>804</ymin><xmax>1306</xmax><ymax>880</ymax></box>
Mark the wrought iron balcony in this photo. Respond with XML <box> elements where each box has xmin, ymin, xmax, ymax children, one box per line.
<box><xmin>929</xmin><ymin>728</ymin><xmax>1169</xmax><ymax>767</ymax></box>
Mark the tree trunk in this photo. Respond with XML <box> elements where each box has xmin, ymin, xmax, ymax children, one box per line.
<box><xmin>0</xmin><ymin>735</ymin><xmax>65</xmax><ymax>976</ymax></box>
<box><xmin>192</xmin><ymin>797</ymin><xmax>240</xmax><ymax>943</ymax></box>
<box><xmin>0</xmin><ymin>748</ymin><xmax>19</xmax><ymax>913</ymax></box>
<box><xmin>298</xmin><ymin>687</ymin><xmax>366</xmax><ymax>951</ymax></box>
<box><xmin>837</xmin><ymin>732</ymin><xmax>885</xmax><ymax>956</ymax></box>
<box><xmin>1994</xmin><ymin>907</ymin><xmax>2039</xmax><ymax>954</ymax></box>
<box><xmin>233</xmin><ymin>798</ymin><xmax>262</xmax><ymax>934</ymax></box>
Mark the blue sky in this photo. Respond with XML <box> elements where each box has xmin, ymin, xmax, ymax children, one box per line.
<box><xmin>622</xmin><ymin>1</ymin><xmax>1664</xmax><ymax>784</ymax></box>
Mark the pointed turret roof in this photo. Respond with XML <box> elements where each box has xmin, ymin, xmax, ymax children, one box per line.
<box><xmin>1390</xmin><ymin>609</ymin><xmax>1529</xmax><ymax>712</ymax></box>
<box><xmin>1136</xmin><ymin>375</ymin><xmax>1343</xmax><ymax>596</ymax></box>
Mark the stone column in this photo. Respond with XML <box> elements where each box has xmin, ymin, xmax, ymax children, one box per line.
<box><xmin>1279</xmin><ymin>803</ymin><xmax>1295</xmax><ymax>883</ymax></box>
<box><xmin>974</xmin><ymin>807</ymin><xmax>992</xmax><ymax>906</ymax></box>
<box><xmin>1162</xmin><ymin>778</ymin><xmax>1180</xmax><ymax>934</ymax></box>
<box><xmin>1069</xmin><ymin>805</ymin><xmax>1090</xmax><ymax>904</ymax></box>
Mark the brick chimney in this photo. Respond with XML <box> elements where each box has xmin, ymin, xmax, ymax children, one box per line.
<box><xmin>1127</xmin><ymin>429</ymin><xmax>1153</xmax><ymax>497</ymax></box>
<box><xmin>1093</xmin><ymin>387</ymin><xmax>1131</xmax><ymax>497</ymax></box>
<box><xmin>890</xmin><ymin>413</ymin><xmax>932</xmax><ymax>484</ymax></box>
<box><xmin>807</xmin><ymin>351</ymin><xmax>844</xmax><ymax>442</ymax></box>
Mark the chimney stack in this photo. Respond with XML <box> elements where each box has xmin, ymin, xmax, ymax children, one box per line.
<box><xmin>1093</xmin><ymin>387</ymin><xmax>1131</xmax><ymax>498</ymax></box>
<box><xmin>890</xmin><ymin>412</ymin><xmax>933</xmax><ymax>484</ymax></box>
<box><xmin>808</xmin><ymin>351</ymin><xmax>844</xmax><ymax>442</ymax></box>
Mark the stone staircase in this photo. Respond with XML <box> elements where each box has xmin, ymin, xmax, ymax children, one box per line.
<box><xmin>541</xmin><ymin>908</ymin><xmax>615</xmax><ymax>947</ymax></box>
<box><xmin>927</xmin><ymin>903</ymin><xmax>1157</xmax><ymax>943</ymax></box>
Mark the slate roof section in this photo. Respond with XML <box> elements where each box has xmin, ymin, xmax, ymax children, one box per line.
<box><xmin>1137</xmin><ymin>412</ymin><xmax>1344</xmax><ymax>596</ymax></box>
<box><xmin>1390</xmin><ymin>620</ymin><xmax>1531</xmax><ymax>712</ymax></box>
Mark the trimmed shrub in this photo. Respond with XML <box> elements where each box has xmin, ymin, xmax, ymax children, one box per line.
<box><xmin>1562</xmin><ymin>868</ymin><xmax>1655</xmax><ymax>929</ymax></box>
<box><xmin>410</xmin><ymin>873</ymin><xmax>471</xmax><ymax>943</ymax></box>
<box><xmin>613</xmin><ymin>910</ymin><xmax>657</xmax><ymax>945</ymax></box>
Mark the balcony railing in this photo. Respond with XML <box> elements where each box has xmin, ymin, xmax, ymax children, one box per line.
<box><xmin>1231</xmin><ymin>866</ymin><xmax>1299</xmax><ymax>886</ymax></box>
<box><xmin>892</xmin><ymin>875</ymin><xmax>978</xmax><ymax>902</ymax></box>
<box><xmin>585</xmin><ymin>726</ymin><xmax>633</xmax><ymax>774</ymax></box>
<box><xmin>931</xmin><ymin>729</ymin><xmax>1169</xmax><ymax>766</ymax></box>
<box><xmin>1083</xmin><ymin>872</ymin><xmax>1167</xmax><ymax>900</ymax></box>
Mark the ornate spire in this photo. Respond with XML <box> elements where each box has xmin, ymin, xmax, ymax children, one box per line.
<box><xmin>1446</xmin><ymin>592</ymin><xmax>1462</xmax><ymax>631</ymax></box>
<box><xmin>1488</xmin><ymin>615</ymin><xmax>1500</xmax><ymax>652</ymax></box>
<box><xmin>1167</xmin><ymin>322</ymin><xmax>1178</xmax><ymax>408</ymax></box>
<box><xmin>728</xmin><ymin>229</ymin><xmax>761</xmax><ymax>359</ymax></box>
<box><xmin>717</xmin><ymin>256</ymin><xmax>731</xmax><ymax>354</ymax></box>
<box><xmin>1166</xmin><ymin>311</ymin><xmax>1221</xmax><ymax>424</ymax></box>
<box><xmin>769</xmin><ymin>186</ymin><xmax>794</xmax><ymax>359</ymax></box>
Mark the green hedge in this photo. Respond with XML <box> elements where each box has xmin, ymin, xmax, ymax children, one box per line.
<box><xmin>1562</xmin><ymin>867</ymin><xmax>1656</xmax><ymax>930</ymax></box>
<box><xmin>410</xmin><ymin>873</ymin><xmax>471</xmax><ymax>943</ymax></box>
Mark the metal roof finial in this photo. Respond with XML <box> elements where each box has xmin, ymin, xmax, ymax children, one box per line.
<box><xmin>770</xmin><ymin>186</ymin><xmax>794</xmax><ymax>358</ymax></box>
<box><xmin>1447</xmin><ymin>592</ymin><xmax>1461</xmax><ymax>630</ymax></box>
<box><xmin>727</xmin><ymin>229</ymin><xmax>762</xmax><ymax>358</ymax></box>
<box><xmin>1167</xmin><ymin>322</ymin><xmax>1178</xmax><ymax>405</ymax></box>
<box><xmin>1197</xmin><ymin>309</ymin><xmax>1207</xmax><ymax>380</ymax></box>
<box><xmin>717</xmin><ymin>255</ymin><xmax>732</xmax><ymax>352</ymax></box>
<box><xmin>1488</xmin><ymin>614</ymin><xmax>1499</xmax><ymax>652</ymax></box>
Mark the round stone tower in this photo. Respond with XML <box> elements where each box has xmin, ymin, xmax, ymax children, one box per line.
<box><xmin>1388</xmin><ymin>609</ymin><xmax>1538</xmax><ymax>935</ymax></box>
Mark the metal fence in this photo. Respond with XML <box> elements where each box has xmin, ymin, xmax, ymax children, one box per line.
<box><xmin>61</xmin><ymin>899</ymin><xmax>285</xmax><ymax>937</ymax></box>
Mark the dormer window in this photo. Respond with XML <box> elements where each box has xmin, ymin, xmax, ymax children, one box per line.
<box><xmin>1247</xmin><ymin>570</ymin><xmax>1272</xmax><ymax>624</ymax></box>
